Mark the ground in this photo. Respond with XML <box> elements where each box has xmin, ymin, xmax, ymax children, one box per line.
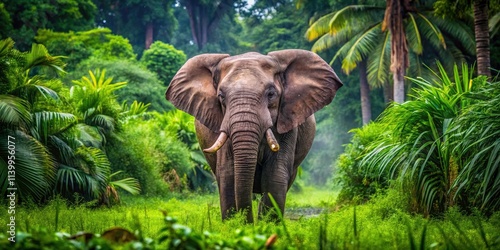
<box><xmin>1</xmin><ymin>187</ymin><xmax>499</xmax><ymax>249</ymax></box>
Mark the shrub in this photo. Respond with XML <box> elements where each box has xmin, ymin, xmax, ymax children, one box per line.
<box><xmin>450</xmin><ymin>79</ymin><xmax>500</xmax><ymax>214</ymax></box>
<box><xmin>107</xmin><ymin>111</ymin><xmax>207</xmax><ymax>195</ymax></box>
<box><xmin>359</xmin><ymin>63</ymin><xmax>494</xmax><ymax>216</ymax></box>
<box><xmin>335</xmin><ymin>123</ymin><xmax>390</xmax><ymax>205</ymax></box>
<box><xmin>68</xmin><ymin>59</ymin><xmax>173</xmax><ymax>112</ymax></box>
<box><xmin>107</xmin><ymin>118</ymin><xmax>170</xmax><ymax>196</ymax></box>
<box><xmin>0</xmin><ymin>40</ymin><xmax>140</xmax><ymax>204</ymax></box>
<box><xmin>35</xmin><ymin>28</ymin><xmax>136</xmax><ymax>71</ymax></box>
<box><xmin>140</xmin><ymin>41</ymin><xmax>186</xmax><ymax>86</ymax></box>
<box><xmin>154</xmin><ymin>111</ymin><xmax>216</xmax><ymax>192</ymax></box>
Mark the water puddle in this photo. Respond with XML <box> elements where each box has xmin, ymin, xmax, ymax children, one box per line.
<box><xmin>285</xmin><ymin>207</ymin><xmax>326</xmax><ymax>220</ymax></box>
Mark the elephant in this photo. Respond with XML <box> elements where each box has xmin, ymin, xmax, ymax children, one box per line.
<box><xmin>165</xmin><ymin>49</ymin><xmax>342</xmax><ymax>222</ymax></box>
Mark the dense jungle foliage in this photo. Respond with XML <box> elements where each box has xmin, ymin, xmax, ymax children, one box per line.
<box><xmin>1</xmin><ymin>0</ymin><xmax>500</xmax><ymax>248</ymax></box>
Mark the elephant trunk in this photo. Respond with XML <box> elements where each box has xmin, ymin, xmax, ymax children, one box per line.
<box><xmin>229</xmin><ymin>95</ymin><xmax>262</xmax><ymax>223</ymax></box>
<box><xmin>232</xmin><ymin>129</ymin><xmax>259</xmax><ymax>222</ymax></box>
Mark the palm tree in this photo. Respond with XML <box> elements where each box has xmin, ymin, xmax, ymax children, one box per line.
<box><xmin>473</xmin><ymin>0</ymin><xmax>490</xmax><ymax>77</ymax></box>
<box><xmin>434</xmin><ymin>0</ymin><xmax>500</xmax><ymax>77</ymax></box>
<box><xmin>383</xmin><ymin>0</ymin><xmax>409</xmax><ymax>103</ymax></box>
<box><xmin>1</xmin><ymin>38</ymin><xmax>141</xmax><ymax>203</ymax></box>
<box><xmin>0</xmin><ymin>38</ymin><xmax>66</xmax><ymax>200</ymax></box>
<box><xmin>55</xmin><ymin>69</ymin><xmax>132</xmax><ymax>201</ymax></box>
<box><xmin>306</xmin><ymin>1</ymin><xmax>475</xmax><ymax>110</ymax></box>
<box><xmin>70</xmin><ymin>69</ymin><xmax>126</xmax><ymax>145</ymax></box>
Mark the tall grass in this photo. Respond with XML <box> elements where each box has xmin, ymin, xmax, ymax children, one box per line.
<box><xmin>450</xmin><ymin>79</ymin><xmax>500</xmax><ymax>213</ymax></box>
<box><xmin>2</xmin><ymin>190</ymin><xmax>499</xmax><ymax>249</ymax></box>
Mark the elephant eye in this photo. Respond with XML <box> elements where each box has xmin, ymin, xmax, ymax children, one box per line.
<box><xmin>218</xmin><ymin>92</ymin><xmax>225</xmax><ymax>102</ymax></box>
<box><xmin>267</xmin><ymin>90</ymin><xmax>277</xmax><ymax>100</ymax></box>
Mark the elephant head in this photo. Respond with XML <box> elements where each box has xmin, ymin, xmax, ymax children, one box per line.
<box><xmin>166</xmin><ymin>49</ymin><xmax>342</xmax><ymax>222</ymax></box>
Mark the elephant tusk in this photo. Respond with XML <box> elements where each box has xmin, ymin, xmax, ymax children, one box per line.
<box><xmin>266</xmin><ymin>128</ymin><xmax>280</xmax><ymax>152</ymax></box>
<box><xmin>203</xmin><ymin>132</ymin><xmax>228</xmax><ymax>153</ymax></box>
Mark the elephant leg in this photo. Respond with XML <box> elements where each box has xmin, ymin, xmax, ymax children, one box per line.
<box><xmin>259</xmin><ymin>168</ymin><xmax>290</xmax><ymax>220</ymax></box>
<box><xmin>259</xmin><ymin>129</ymin><xmax>298</xmax><ymax>220</ymax></box>
<box><xmin>216</xmin><ymin>143</ymin><xmax>236</xmax><ymax>220</ymax></box>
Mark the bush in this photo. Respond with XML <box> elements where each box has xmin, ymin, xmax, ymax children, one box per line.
<box><xmin>154</xmin><ymin>111</ymin><xmax>216</xmax><ymax>192</ymax></box>
<box><xmin>35</xmin><ymin>28</ymin><xmax>136</xmax><ymax>71</ymax></box>
<box><xmin>357</xmin><ymin>63</ymin><xmax>498</xmax><ymax>216</ymax></box>
<box><xmin>68</xmin><ymin>59</ymin><xmax>173</xmax><ymax>112</ymax></box>
<box><xmin>334</xmin><ymin>123</ymin><xmax>390</xmax><ymax>205</ymax></box>
<box><xmin>140</xmin><ymin>41</ymin><xmax>186</xmax><ymax>86</ymax></box>
<box><xmin>450</xmin><ymin>79</ymin><xmax>500</xmax><ymax>214</ymax></box>
<box><xmin>107</xmin><ymin>111</ymin><xmax>209</xmax><ymax>195</ymax></box>
<box><xmin>107</xmin><ymin>118</ymin><xmax>173</xmax><ymax>196</ymax></box>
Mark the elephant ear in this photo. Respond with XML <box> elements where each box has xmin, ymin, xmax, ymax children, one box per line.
<box><xmin>269</xmin><ymin>49</ymin><xmax>343</xmax><ymax>134</ymax></box>
<box><xmin>166</xmin><ymin>53</ymin><xmax>230</xmax><ymax>132</ymax></box>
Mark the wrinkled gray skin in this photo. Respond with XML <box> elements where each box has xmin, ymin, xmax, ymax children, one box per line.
<box><xmin>166</xmin><ymin>49</ymin><xmax>342</xmax><ymax>222</ymax></box>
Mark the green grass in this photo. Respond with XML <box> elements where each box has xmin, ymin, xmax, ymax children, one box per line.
<box><xmin>2</xmin><ymin>188</ymin><xmax>499</xmax><ymax>249</ymax></box>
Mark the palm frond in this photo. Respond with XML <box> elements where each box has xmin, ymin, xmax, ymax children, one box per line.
<box><xmin>9</xmin><ymin>75</ymin><xmax>61</xmax><ymax>104</ymax></box>
<box><xmin>429</xmin><ymin>15</ymin><xmax>475</xmax><ymax>55</ymax></box>
<box><xmin>305</xmin><ymin>12</ymin><xmax>337</xmax><ymax>40</ymax></box>
<box><xmin>0</xmin><ymin>95</ymin><xmax>32</xmax><ymax>129</ymax></box>
<box><xmin>57</xmin><ymin>146</ymin><xmax>111</xmax><ymax>199</ymax></box>
<box><xmin>414</xmin><ymin>13</ymin><xmax>446</xmax><ymax>50</ymax></box>
<box><xmin>490</xmin><ymin>12</ymin><xmax>500</xmax><ymax>37</ymax></box>
<box><xmin>367</xmin><ymin>31</ymin><xmax>391</xmax><ymax>87</ymax></box>
<box><xmin>306</xmin><ymin>5</ymin><xmax>384</xmax><ymax>41</ymax></box>
<box><xmin>89</xmin><ymin>114</ymin><xmax>116</xmax><ymax>134</ymax></box>
<box><xmin>1</xmin><ymin>130</ymin><xmax>55</xmax><ymax>200</ymax></box>
<box><xmin>56</xmin><ymin>164</ymin><xmax>88</xmax><ymax>197</ymax></box>
<box><xmin>311</xmin><ymin>29</ymin><xmax>354</xmax><ymax>53</ymax></box>
<box><xmin>335</xmin><ymin>24</ymin><xmax>382</xmax><ymax>74</ymax></box>
<box><xmin>47</xmin><ymin>135</ymin><xmax>77</xmax><ymax>167</ymax></box>
<box><xmin>31</xmin><ymin>111</ymin><xmax>77</xmax><ymax>143</ymax></box>
<box><xmin>0</xmin><ymin>38</ymin><xmax>15</xmax><ymax>57</ymax></box>
<box><xmin>362</xmin><ymin>63</ymin><xmax>477</xmax><ymax>214</ymax></box>
<box><xmin>109</xmin><ymin>171</ymin><xmax>141</xmax><ymax>195</ymax></box>
<box><xmin>33</xmin><ymin>84</ymin><xmax>60</xmax><ymax>101</ymax></box>
<box><xmin>406</xmin><ymin>13</ymin><xmax>424</xmax><ymax>54</ymax></box>
<box><xmin>73</xmin><ymin>69</ymin><xmax>126</xmax><ymax>95</ymax></box>
<box><xmin>120</xmin><ymin>100</ymin><xmax>151</xmax><ymax>121</ymax></box>
<box><xmin>25</xmin><ymin>43</ymin><xmax>66</xmax><ymax>74</ymax></box>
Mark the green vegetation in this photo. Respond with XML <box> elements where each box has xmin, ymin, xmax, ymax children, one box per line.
<box><xmin>140</xmin><ymin>41</ymin><xmax>187</xmax><ymax>86</ymax></box>
<box><xmin>335</xmin><ymin>63</ymin><xmax>500</xmax><ymax>217</ymax></box>
<box><xmin>71</xmin><ymin>58</ymin><xmax>173</xmax><ymax>112</ymax></box>
<box><xmin>0</xmin><ymin>39</ymin><xmax>141</xmax><ymax>204</ymax></box>
<box><xmin>1</xmin><ymin>190</ymin><xmax>499</xmax><ymax>249</ymax></box>
<box><xmin>35</xmin><ymin>28</ymin><xmax>136</xmax><ymax>71</ymax></box>
<box><xmin>2</xmin><ymin>0</ymin><xmax>500</xmax><ymax>249</ymax></box>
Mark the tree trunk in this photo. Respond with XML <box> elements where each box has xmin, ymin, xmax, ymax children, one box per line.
<box><xmin>383</xmin><ymin>0</ymin><xmax>409</xmax><ymax>103</ymax></box>
<box><xmin>473</xmin><ymin>0</ymin><xmax>491</xmax><ymax>77</ymax></box>
<box><xmin>183</xmin><ymin>0</ymin><xmax>232</xmax><ymax>51</ymax></box>
<box><xmin>185</xmin><ymin>0</ymin><xmax>200</xmax><ymax>48</ymax></box>
<box><xmin>393</xmin><ymin>71</ymin><xmax>405</xmax><ymax>103</ymax></box>
<box><xmin>201</xmin><ymin>10</ymin><xmax>209</xmax><ymax>48</ymax></box>
<box><xmin>359</xmin><ymin>60</ymin><xmax>372</xmax><ymax>125</ymax></box>
<box><xmin>145</xmin><ymin>22</ymin><xmax>154</xmax><ymax>49</ymax></box>
<box><xmin>383</xmin><ymin>82</ymin><xmax>393</xmax><ymax>104</ymax></box>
